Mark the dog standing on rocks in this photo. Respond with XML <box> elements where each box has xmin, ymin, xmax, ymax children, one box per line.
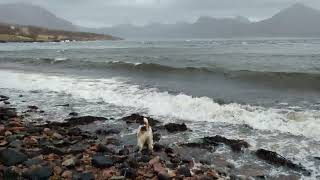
<box><xmin>137</xmin><ymin>117</ymin><xmax>154</xmax><ymax>152</ymax></box>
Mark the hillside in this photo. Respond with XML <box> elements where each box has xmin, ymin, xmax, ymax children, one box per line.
<box><xmin>0</xmin><ymin>23</ymin><xmax>121</xmax><ymax>43</ymax></box>
<box><xmin>0</xmin><ymin>3</ymin><xmax>76</xmax><ymax>31</ymax></box>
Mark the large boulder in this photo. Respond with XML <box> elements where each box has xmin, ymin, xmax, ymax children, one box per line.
<box><xmin>203</xmin><ymin>135</ymin><xmax>249</xmax><ymax>152</ymax></box>
<box><xmin>164</xmin><ymin>123</ymin><xmax>188</xmax><ymax>133</ymax></box>
<box><xmin>92</xmin><ymin>155</ymin><xmax>114</xmax><ymax>168</ymax></box>
<box><xmin>255</xmin><ymin>149</ymin><xmax>310</xmax><ymax>176</ymax></box>
<box><xmin>0</xmin><ymin>107</ymin><xmax>18</xmax><ymax>120</ymax></box>
<box><xmin>0</xmin><ymin>148</ymin><xmax>28</xmax><ymax>166</ymax></box>
<box><xmin>121</xmin><ymin>114</ymin><xmax>160</xmax><ymax>126</ymax></box>
<box><xmin>22</xmin><ymin>166</ymin><xmax>53</xmax><ymax>180</ymax></box>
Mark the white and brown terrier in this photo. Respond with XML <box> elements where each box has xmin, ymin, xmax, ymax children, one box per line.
<box><xmin>137</xmin><ymin>117</ymin><xmax>154</xmax><ymax>152</ymax></box>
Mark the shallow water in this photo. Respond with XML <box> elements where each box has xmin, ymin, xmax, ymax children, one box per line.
<box><xmin>0</xmin><ymin>39</ymin><xmax>320</xmax><ymax>178</ymax></box>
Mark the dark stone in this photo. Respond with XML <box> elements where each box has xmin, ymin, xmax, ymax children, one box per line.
<box><xmin>96</xmin><ymin>128</ymin><xmax>120</xmax><ymax>135</ymax></box>
<box><xmin>177</xmin><ymin>165</ymin><xmax>192</xmax><ymax>177</ymax></box>
<box><xmin>22</xmin><ymin>166</ymin><xmax>52</xmax><ymax>180</ymax></box>
<box><xmin>8</xmin><ymin>139</ymin><xmax>23</xmax><ymax>149</ymax></box>
<box><xmin>3</xmin><ymin>101</ymin><xmax>10</xmax><ymax>105</ymax></box>
<box><xmin>315</xmin><ymin>157</ymin><xmax>320</xmax><ymax>160</ymax></box>
<box><xmin>203</xmin><ymin>136</ymin><xmax>249</xmax><ymax>152</ymax></box>
<box><xmin>164</xmin><ymin>123</ymin><xmax>188</xmax><ymax>133</ymax></box>
<box><xmin>26</xmin><ymin>126</ymin><xmax>43</xmax><ymax>134</ymax></box>
<box><xmin>69</xmin><ymin>112</ymin><xmax>79</xmax><ymax>116</ymax></box>
<box><xmin>55</xmin><ymin>103</ymin><xmax>70</xmax><ymax>107</ymax></box>
<box><xmin>28</xmin><ymin>105</ymin><xmax>39</xmax><ymax>110</ymax></box>
<box><xmin>121</xmin><ymin>114</ymin><xmax>160</xmax><ymax>126</ymax></box>
<box><xmin>23</xmin><ymin>157</ymin><xmax>45</xmax><ymax>167</ymax></box>
<box><xmin>158</xmin><ymin>172</ymin><xmax>172</xmax><ymax>180</ymax></box>
<box><xmin>127</xmin><ymin>157</ymin><xmax>139</xmax><ymax>168</ymax></box>
<box><xmin>65</xmin><ymin>116</ymin><xmax>107</xmax><ymax>125</ymax></box>
<box><xmin>153</xmin><ymin>133</ymin><xmax>161</xmax><ymax>142</ymax></box>
<box><xmin>154</xmin><ymin>143</ymin><xmax>165</xmax><ymax>152</ymax></box>
<box><xmin>96</xmin><ymin>144</ymin><xmax>116</xmax><ymax>154</ymax></box>
<box><xmin>3</xmin><ymin>167</ymin><xmax>20</xmax><ymax>179</ymax></box>
<box><xmin>0</xmin><ymin>148</ymin><xmax>28</xmax><ymax>166</ymax></box>
<box><xmin>118</xmin><ymin>147</ymin><xmax>130</xmax><ymax>156</ymax></box>
<box><xmin>42</xmin><ymin>145</ymin><xmax>65</xmax><ymax>155</ymax></box>
<box><xmin>0</xmin><ymin>107</ymin><xmax>18</xmax><ymax>120</ymax></box>
<box><xmin>256</xmin><ymin>149</ymin><xmax>311</xmax><ymax>176</ymax></box>
<box><xmin>0</xmin><ymin>95</ymin><xmax>9</xmax><ymax>102</ymax></box>
<box><xmin>68</xmin><ymin>143</ymin><xmax>87</xmax><ymax>155</ymax></box>
<box><xmin>92</xmin><ymin>155</ymin><xmax>114</xmax><ymax>168</ymax></box>
<box><xmin>121</xmin><ymin>168</ymin><xmax>137</xmax><ymax>179</ymax></box>
<box><xmin>68</xmin><ymin>127</ymin><xmax>82</xmax><ymax>136</ymax></box>
<box><xmin>74</xmin><ymin>172</ymin><xmax>95</xmax><ymax>180</ymax></box>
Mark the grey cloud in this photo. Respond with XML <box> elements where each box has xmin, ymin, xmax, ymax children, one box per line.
<box><xmin>0</xmin><ymin>0</ymin><xmax>320</xmax><ymax>27</ymax></box>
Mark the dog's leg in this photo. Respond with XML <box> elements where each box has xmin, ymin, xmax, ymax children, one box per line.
<box><xmin>137</xmin><ymin>138</ymin><xmax>144</xmax><ymax>152</ymax></box>
<box><xmin>147</xmin><ymin>136</ymin><xmax>154</xmax><ymax>151</ymax></box>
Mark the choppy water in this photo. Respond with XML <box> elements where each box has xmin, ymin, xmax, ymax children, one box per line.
<box><xmin>0</xmin><ymin>39</ymin><xmax>320</xmax><ymax>178</ymax></box>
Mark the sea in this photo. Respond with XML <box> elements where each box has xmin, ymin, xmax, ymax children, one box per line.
<box><xmin>0</xmin><ymin>38</ymin><xmax>319</xmax><ymax>178</ymax></box>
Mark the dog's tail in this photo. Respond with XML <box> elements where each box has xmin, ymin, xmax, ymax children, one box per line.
<box><xmin>143</xmin><ymin>117</ymin><xmax>149</xmax><ymax>127</ymax></box>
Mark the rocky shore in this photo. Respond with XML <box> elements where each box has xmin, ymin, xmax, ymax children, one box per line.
<box><xmin>0</xmin><ymin>95</ymin><xmax>313</xmax><ymax>180</ymax></box>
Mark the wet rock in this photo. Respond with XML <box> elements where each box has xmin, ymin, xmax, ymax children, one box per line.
<box><xmin>96</xmin><ymin>128</ymin><xmax>120</xmax><ymax>135</ymax></box>
<box><xmin>41</xmin><ymin>145</ymin><xmax>65</xmax><ymax>155</ymax></box>
<box><xmin>3</xmin><ymin>101</ymin><xmax>10</xmax><ymax>105</ymax></box>
<box><xmin>121</xmin><ymin>167</ymin><xmax>137</xmax><ymax>179</ymax></box>
<box><xmin>122</xmin><ymin>113</ymin><xmax>160</xmax><ymax>126</ymax></box>
<box><xmin>75</xmin><ymin>172</ymin><xmax>95</xmax><ymax>180</ymax></box>
<box><xmin>69</xmin><ymin>112</ymin><xmax>79</xmax><ymax>116</ymax></box>
<box><xmin>9</xmin><ymin>139</ymin><xmax>23</xmax><ymax>148</ymax></box>
<box><xmin>0</xmin><ymin>107</ymin><xmax>18</xmax><ymax>120</ymax></box>
<box><xmin>149</xmin><ymin>156</ymin><xmax>160</xmax><ymax>165</ymax></box>
<box><xmin>65</xmin><ymin>116</ymin><xmax>107</xmax><ymax>126</ymax></box>
<box><xmin>315</xmin><ymin>157</ymin><xmax>320</xmax><ymax>160</ymax></box>
<box><xmin>164</xmin><ymin>123</ymin><xmax>188</xmax><ymax>133</ymax></box>
<box><xmin>255</xmin><ymin>149</ymin><xmax>310</xmax><ymax>176</ymax></box>
<box><xmin>154</xmin><ymin>143</ymin><xmax>165</xmax><ymax>152</ymax></box>
<box><xmin>27</xmin><ymin>105</ymin><xmax>39</xmax><ymax>110</ymax></box>
<box><xmin>158</xmin><ymin>172</ymin><xmax>172</xmax><ymax>180</ymax></box>
<box><xmin>3</xmin><ymin>167</ymin><xmax>20</xmax><ymax>179</ymax></box>
<box><xmin>0</xmin><ymin>148</ymin><xmax>28</xmax><ymax>166</ymax></box>
<box><xmin>0</xmin><ymin>140</ymin><xmax>8</xmax><ymax>146</ymax></box>
<box><xmin>177</xmin><ymin>165</ymin><xmax>192</xmax><ymax>177</ymax></box>
<box><xmin>96</xmin><ymin>144</ymin><xmax>116</xmax><ymax>154</ymax></box>
<box><xmin>62</xmin><ymin>156</ymin><xmax>76</xmax><ymax>167</ymax></box>
<box><xmin>0</xmin><ymin>95</ymin><xmax>9</xmax><ymax>101</ymax></box>
<box><xmin>118</xmin><ymin>146</ymin><xmax>130</xmax><ymax>156</ymax></box>
<box><xmin>61</xmin><ymin>170</ymin><xmax>73</xmax><ymax>179</ymax></box>
<box><xmin>92</xmin><ymin>154</ymin><xmax>114</xmax><ymax>168</ymax></box>
<box><xmin>24</xmin><ymin>157</ymin><xmax>45</xmax><ymax>167</ymax></box>
<box><xmin>52</xmin><ymin>132</ymin><xmax>63</xmax><ymax>139</ymax></box>
<box><xmin>154</xmin><ymin>133</ymin><xmax>161</xmax><ymax>142</ymax></box>
<box><xmin>110</xmin><ymin>176</ymin><xmax>125</xmax><ymax>180</ymax></box>
<box><xmin>68</xmin><ymin>143</ymin><xmax>87</xmax><ymax>155</ymax></box>
<box><xmin>22</xmin><ymin>166</ymin><xmax>53</xmax><ymax>180</ymax></box>
<box><xmin>203</xmin><ymin>135</ymin><xmax>249</xmax><ymax>152</ymax></box>
<box><xmin>23</xmin><ymin>136</ymin><xmax>39</xmax><ymax>147</ymax></box>
<box><xmin>55</xmin><ymin>103</ymin><xmax>70</xmax><ymax>107</ymax></box>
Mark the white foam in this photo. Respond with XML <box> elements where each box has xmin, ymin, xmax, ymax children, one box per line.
<box><xmin>1</xmin><ymin>70</ymin><xmax>320</xmax><ymax>139</ymax></box>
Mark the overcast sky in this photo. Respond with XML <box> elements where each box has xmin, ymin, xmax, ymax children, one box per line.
<box><xmin>0</xmin><ymin>0</ymin><xmax>320</xmax><ymax>27</ymax></box>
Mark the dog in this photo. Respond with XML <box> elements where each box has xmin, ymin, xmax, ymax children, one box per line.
<box><xmin>137</xmin><ymin>117</ymin><xmax>154</xmax><ymax>152</ymax></box>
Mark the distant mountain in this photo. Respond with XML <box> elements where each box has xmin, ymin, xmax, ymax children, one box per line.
<box><xmin>253</xmin><ymin>3</ymin><xmax>320</xmax><ymax>36</ymax></box>
<box><xmin>0</xmin><ymin>3</ymin><xmax>76</xmax><ymax>31</ymax></box>
<box><xmin>94</xmin><ymin>3</ymin><xmax>320</xmax><ymax>38</ymax></box>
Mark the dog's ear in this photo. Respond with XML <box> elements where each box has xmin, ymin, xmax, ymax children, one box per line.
<box><xmin>143</xmin><ymin>118</ymin><xmax>149</xmax><ymax>126</ymax></box>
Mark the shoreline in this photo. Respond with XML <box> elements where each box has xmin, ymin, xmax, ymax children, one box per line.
<box><xmin>0</xmin><ymin>95</ymin><xmax>315</xmax><ymax>179</ymax></box>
